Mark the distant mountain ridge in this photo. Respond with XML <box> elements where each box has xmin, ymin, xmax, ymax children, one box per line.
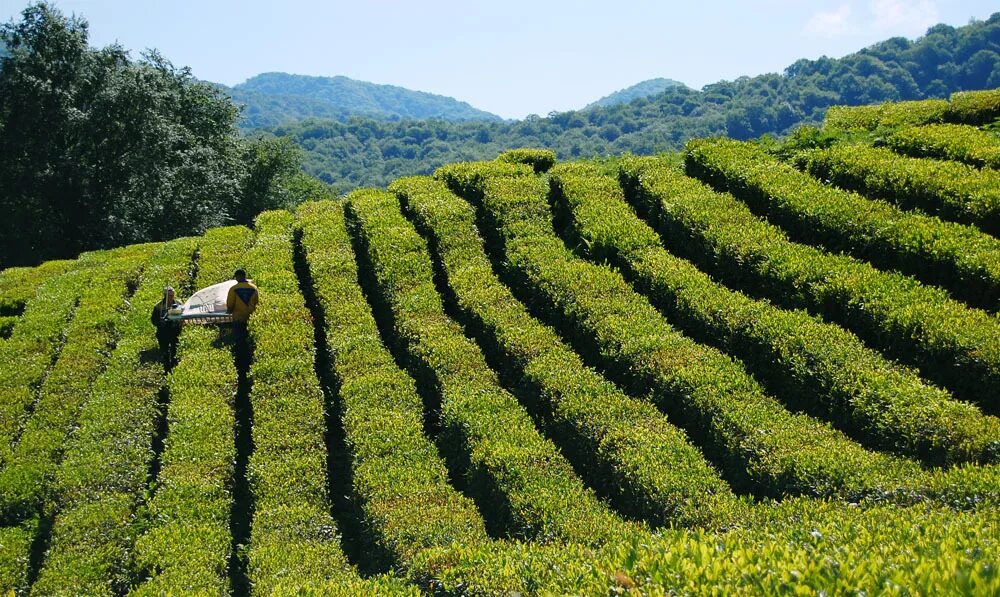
<box><xmin>262</xmin><ymin>12</ymin><xmax>1000</xmax><ymax>192</ymax></box>
<box><xmin>585</xmin><ymin>78</ymin><xmax>687</xmax><ymax>109</ymax></box>
<box><xmin>222</xmin><ymin>72</ymin><xmax>502</xmax><ymax>129</ymax></box>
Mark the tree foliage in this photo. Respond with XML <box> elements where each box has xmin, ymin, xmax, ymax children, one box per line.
<box><xmin>263</xmin><ymin>12</ymin><xmax>1000</xmax><ymax>192</ymax></box>
<box><xmin>0</xmin><ymin>3</ymin><xmax>325</xmax><ymax>267</ymax></box>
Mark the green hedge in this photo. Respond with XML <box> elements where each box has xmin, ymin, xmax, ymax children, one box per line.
<box><xmin>0</xmin><ymin>259</ymin><xmax>74</xmax><ymax>316</ymax></box>
<box><xmin>823</xmin><ymin>99</ymin><xmax>949</xmax><ymax>132</ymax></box>
<box><xmin>621</xmin><ymin>155</ymin><xmax>1000</xmax><ymax>415</ymax></box>
<box><xmin>0</xmin><ymin>264</ymin><xmax>93</xmax><ymax>463</ymax></box>
<box><xmin>822</xmin><ymin>91</ymin><xmax>1000</xmax><ymax>132</ymax></box>
<box><xmin>551</xmin><ymin>161</ymin><xmax>1000</xmax><ymax>466</ymax></box>
<box><xmin>30</xmin><ymin>238</ymin><xmax>198</xmax><ymax>595</ymax></box>
<box><xmin>131</xmin><ymin>226</ymin><xmax>251</xmax><ymax>594</ymax></box>
<box><xmin>495</xmin><ymin>148</ymin><xmax>557</xmax><ymax>173</ymax></box>
<box><xmin>888</xmin><ymin>123</ymin><xmax>1000</xmax><ymax>170</ymax></box>
<box><xmin>296</xmin><ymin>199</ymin><xmax>488</xmax><ymax>568</ymax></box>
<box><xmin>0</xmin><ymin>244</ymin><xmax>155</xmax><ymax>523</ymax></box>
<box><xmin>798</xmin><ymin>143</ymin><xmax>1000</xmax><ymax>236</ymax></box>
<box><xmin>947</xmin><ymin>89</ymin><xmax>1000</xmax><ymax>125</ymax></box>
<box><xmin>409</xmin><ymin>498</ymin><xmax>1000</xmax><ymax>595</ymax></box>
<box><xmin>686</xmin><ymin>137</ymin><xmax>1000</xmax><ymax>312</ymax></box>
<box><xmin>0</xmin><ymin>518</ymin><xmax>36</xmax><ymax>593</ymax></box>
<box><xmin>436</xmin><ymin>160</ymin><xmax>935</xmax><ymax>501</ymax></box>
<box><xmin>243</xmin><ymin>210</ymin><xmax>355</xmax><ymax>591</ymax></box>
<box><xmin>345</xmin><ymin>188</ymin><xmax>632</xmax><ymax>545</ymax></box>
<box><xmin>390</xmin><ymin>175</ymin><xmax>743</xmax><ymax>529</ymax></box>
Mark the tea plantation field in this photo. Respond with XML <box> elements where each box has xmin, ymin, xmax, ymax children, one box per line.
<box><xmin>2</xmin><ymin>90</ymin><xmax>1000</xmax><ymax>595</ymax></box>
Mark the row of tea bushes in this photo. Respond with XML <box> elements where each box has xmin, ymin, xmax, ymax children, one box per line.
<box><xmin>686</xmin><ymin>138</ymin><xmax>1000</xmax><ymax>311</ymax></box>
<box><xmin>345</xmin><ymin>188</ymin><xmax>632</xmax><ymax>545</ymax></box>
<box><xmin>823</xmin><ymin>89</ymin><xmax>1000</xmax><ymax>132</ymax></box>
<box><xmin>798</xmin><ymin>143</ymin><xmax>1000</xmax><ymax>236</ymax></box>
<box><xmin>295</xmin><ymin>200</ymin><xmax>488</xmax><ymax>571</ymax></box>
<box><xmin>437</xmin><ymin>160</ymin><xmax>924</xmax><ymax>501</ymax></box>
<box><xmin>550</xmin><ymin>161</ymin><xmax>1000</xmax><ymax>466</ymax></box>
<box><xmin>31</xmin><ymin>238</ymin><xmax>198</xmax><ymax>594</ymax></box>
<box><xmin>0</xmin><ymin>263</ymin><xmax>95</xmax><ymax>462</ymax></box>
<box><xmin>391</xmin><ymin>174</ymin><xmax>743</xmax><ymax>529</ymax></box>
<box><xmin>888</xmin><ymin>123</ymin><xmax>1000</xmax><ymax>170</ymax></box>
<box><xmin>243</xmin><ymin>210</ymin><xmax>355</xmax><ymax>590</ymax></box>
<box><xmin>410</xmin><ymin>497</ymin><xmax>1000</xmax><ymax>595</ymax></box>
<box><xmin>620</xmin><ymin>155</ymin><xmax>1000</xmax><ymax>414</ymax></box>
<box><xmin>0</xmin><ymin>243</ymin><xmax>155</xmax><ymax>523</ymax></box>
<box><xmin>131</xmin><ymin>227</ymin><xmax>250</xmax><ymax>594</ymax></box>
<box><xmin>0</xmin><ymin>260</ymin><xmax>74</xmax><ymax>316</ymax></box>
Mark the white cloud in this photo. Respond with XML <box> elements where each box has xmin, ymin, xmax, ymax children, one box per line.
<box><xmin>804</xmin><ymin>5</ymin><xmax>855</xmax><ymax>38</ymax></box>
<box><xmin>869</xmin><ymin>0</ymin><xmax>940</xmax><ymax>34</ymax></box>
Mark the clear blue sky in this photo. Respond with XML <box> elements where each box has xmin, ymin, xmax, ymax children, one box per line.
<box><xmin>1</xmin><ymin>0</ymin><xmax>996</xmax><ymax>119</ymax></box>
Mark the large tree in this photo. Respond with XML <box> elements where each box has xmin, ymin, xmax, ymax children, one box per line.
<box><xmin>0</xmin><ymin>3</ymin><xmax>313</xmax><ymax>267</ymax></box>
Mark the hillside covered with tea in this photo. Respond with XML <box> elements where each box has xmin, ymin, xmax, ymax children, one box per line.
<box><xmin>1</xmin><ymin>89</ymin><xmax>1000</xmax><ymax>594</ymax></box>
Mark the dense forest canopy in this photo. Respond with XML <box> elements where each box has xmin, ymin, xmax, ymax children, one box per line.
<box><xmin>0</xmin><ymin>3</ymin><xmax>332</xmax><ymax>267</ymax></box>
<box><xmin>258</xmin><ymin>13</ymin><xmax>1000</xmax><ymax>191</ymax></box>
<box><xmin>222</xmin><ymin>72</ymin><xmax>503</xmax><ymax>130</ymax></box>
<box><xmin>585</xmin><ymin>77</ymin><xmax>688</xmax><ymax>109</ymax></box>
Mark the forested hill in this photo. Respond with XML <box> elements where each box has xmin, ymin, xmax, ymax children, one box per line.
<box><xmin>267</xmin><ymin>13</ymin><xmax>1000</xmax><ymax>191</ymax></box>
<box><xmin>585</xmin><ymin>78</ymin><xmax>687</xmax><ymax>109</ymax></box>
<box><xmin>223</xmin><ymin>72</ymin><xmax>502</xmax><ymax>129</ymax></box>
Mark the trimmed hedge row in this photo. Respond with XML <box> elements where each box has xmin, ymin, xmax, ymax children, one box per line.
<box><xmin>296</xmin><ymin>200</ymin><xmax>489</xmax><ymax>567</ymax></box>
<box><xmin>0</xmin><ymin>259</ymin><xmax>74</xmax><ymax>315</ymax></box>
<box><xmin>0</xmin><ymin>316</ymin><xmax>16</xmax><ymax>339</ymax></box>
<box><xmin>0</xmin><ymin>518</ymin><xmax>36</xmax><ymax>593</ymax></box>
<box><xmin>620</xmin><ymin>156</ymin><xmax>1000</xmax><ymax>414</ymax></box>
<box><xmin>131</xmin><ymin>226</ymin><xmax>250</xmax><ymax>595</ymax></box>
<box><xmin>822</xmin><ymin>90</ymin><xmax>1000</xmax><ymax>132</ymax></box>
<box><xmin>410</xmin><ymin>498</ymin><xmax>1000</xmax><ymax>595</ymax></box>
<box><xmin>0</xmin><ymin>243</ymin><xmax>155</xmax><ymax>523</ymax></box>
<box><xmin>948</xmin><ymin>88</ymin><xmax>1000</xmax><ymax>125</ymax></box>
<box><xmin>390</xmin><ymin>175</ymin><xmax>743</xmax><ymax>529</ymax></box>
<box><xmin>551</xmin><ymin>161</ymin><xmax>1000</xmax><ymax>466</ymax></box>
<box><xmin>345</xmin><ymin>188</ymin><xmax>633</xmax><ymax>545</ymax></box>
<box><xmin>243</xmin><ymin>210</ymin><xmax>355</xmax><ymax>591</ymax></box>
<box><xmin>0</xmin><ymin>264</ymin><xmax>93</xmax><ymax>463</ymax></box>
<box><xmin>823</xmin><ymin>99</ymin><xmax>949</xmax><ymax>132</ymax></box>
<box><xmin>798</xmin><ymin>143</ymin><xmax>1000</xmax><ymax>236</ymax></box>
<box><xmin>686</xmin><ymin>138</ymin><xmax>1000</xmax><ymax>311</ymax></box>
<box><xmin>30</xmin><ymin>237</ymin><xmax>198</xmax><ymax>595</ymax></box>
<box><xmin>888</xmin><ymin>123</ymin><xmax>1000</xmax><ymax>170</ymax></box>
<box><xmin>437</xmin><ymin>160</ymin><xmax>937</xmax><ymax>501</ymax></box>
<box><xmin>495</xmin><ymin>148</ymin><xmax>557</xmax><ymax>173</ymax></box>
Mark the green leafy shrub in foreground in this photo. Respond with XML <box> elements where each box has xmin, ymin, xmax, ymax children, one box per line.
<box><xmin>410</xmin><ymin>498</ymin><xmax>1000</xmax><ymax>595</ymax></box>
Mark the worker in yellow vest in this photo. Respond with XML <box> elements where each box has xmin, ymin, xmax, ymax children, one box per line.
<box><xmin>226</xmin><ymin>268</ymin><xmax>259</xmax><ymax>347</ymax></box>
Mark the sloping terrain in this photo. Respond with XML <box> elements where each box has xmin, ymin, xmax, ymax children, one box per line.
<box><xmin>1</xmin><ymin>91</ymin><xmax>1000</xmax><ymax>595</ymax></box>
